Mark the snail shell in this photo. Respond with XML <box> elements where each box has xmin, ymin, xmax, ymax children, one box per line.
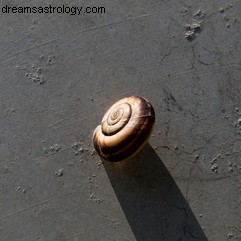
<box><xmin>93</xmin><ymin>96</ymin><xmax>155</xmax><ymax>162</ymax></box>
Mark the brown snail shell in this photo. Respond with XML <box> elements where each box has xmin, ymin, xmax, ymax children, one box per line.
<box><xmin>93</xmin><ymin>96</ymin><xmax>155</xmax><ymax>162</ymax></box>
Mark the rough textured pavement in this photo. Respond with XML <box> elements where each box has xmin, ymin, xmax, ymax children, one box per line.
<box><xmin>0</xmin><ymin>0</ymin><xmax>241</xmax><ymax>240</ymax></box>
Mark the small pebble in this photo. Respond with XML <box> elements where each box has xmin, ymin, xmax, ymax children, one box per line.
<box><xmin>227</xmin><ymin>233</ymin><xmax>233</xmax><ymax>239</ymax></box>
<box><xmin>237</xmin><ymin>118</ymin><xmax>241</xmax><ymax>126</ymax></box>
<box><xmin>79</xmin><ymin>148</ymin><xmax>84</xmax><ymax>153</ymax></box>
<box><xmin>211</xmin><ymin>164</ymin><xmax>218</xmax><ymax>173</ymax></box>
<box><xmin>210</xmin><ymin>158</ymin><xmax>217</xmax><ymax>164</ymax></box>
<box><xmin>185</xmin><ymin>30</ymin><xmax>195</xmax><ymax>40</ymax></box>
<box><xmin>219</xmin><ymin>8</ymin><xmax>225</xmax><ymax>13</ymax></box>
<box><xmin>224</xmin><ymin>16</ymin><xmax>229</xmax><ymax>21</ymax></box>
<box><xmin>194</xmin><ymin>10</ymin><xmax>205</xmax><ymax>18</ymax></box>
<box><xmin>55</xmin><ymin>169</ymin><xmax>64</xmax><ymax>177</ymax></box>
<box><xmin>185</xmin><ymin>23</ymin><xmax>201</xmax><ymax>31</ymax></box>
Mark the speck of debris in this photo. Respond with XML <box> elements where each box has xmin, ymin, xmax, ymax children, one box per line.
<box><xmin>45</xmin><ymin>144</ymin><xmax>61</xmax><ymax>155</ymax></box>
<box><xmin>96</xmin><ymin>160</ymin><xmax>102</xmax><ymax>169</ymax></box>
<box><xmin>43</xmin><ymin>147</ymin><xmax>48</xmax><ymax>154</ymax></box>
<box><xmin>210</xmin><ymin>158</ymin><xmax>217</xmax><ymax>165</ymax></box>
<box><xmin>227</xmin><ymin>233</ymin><xmax>233</xmax><ymax>239</ymax></box>
<box><xmin>72</xmin><ymin>142</ymin><xmax>78</xmax><ymax>148</ymax></box>
<box><xmin>217</xmin><ymin>154</ymin><xmax>222</xmax><ymax>159</ymax></box>
<box><xmin>184</xmin><ymin>23</ymin><xmax>201</xmax><ymax>41</ymax></box>
<box><xmin>236</xmin><ymin>118</ymin><xmax>241</xmax><ymax>126</ymax></box>
<box><xmin>235</xmin><ymin>108</ymin><xmax>239</xmax><ymax>112</ymax></box>
<box><xmin>185</xmin><ymin>23</ymin><xmax>201</xmax><ymax>31</ymax></box>
<box><xmin>91</xmin><ymin>149</ymin><xmax>97</xmax><ymax>158</ymax></box>
<box><xmin>90</xmin><ymin>97</ymin><xmax>93</xmax><ymax>102</ymax></box>
<box><xmin>48</xmin><ymin>55</ymin><xmax>53</xmax><ymax>64</ymax></box>
<box><xmin>26</xmin><ymin>67</ymin><xmax>45</xmax><ymax>85</ymax></box>
<box><xmin>211</xmin><ymin>164</ymin><xmax>218</xmax><ymax>173</ymax></box>
<box><xmin>228</xmin><ymin>167</ymin><xmax>233</xmax><ymax>173</ymax></box>
<box><xmin>219</xmin><ymin>8</ymin><xmax>225</xmax><ymax>13</ymax></box>
<box><xmin>72</xmin><ymin>142</ymin><xmax>85</xmax><ymax>155</ymax></box>
<box><xmin>195</xmin><ymin>155</ymin><xmax>199</xmax><ymax>160</ymax></box>
<box><xmin>185</xmin><ymin>31</ymin><xmax>195</xmax><ymax>40</ymax></box>
<box><xmin>199</xmin><ymin>214</ymin><xmax>203</xmax><ymax>217</ymax></box>
<box><xmin>16</xmin><ymin>186</ymin><xmax>27</xmax><ymax>194</ymax></box>
<box><xmin>55</xmin><ymin>169</ymin><xmax>64</xmax><ymax>177</ymax></box>
<box><xmin>112</xmin><ymin>219</ymin><xmax>119</xmax><ymax>228</ymax></box>
<box><xmin>79</xmin><ymin>148</ymin><xmax>84</xmax><ymax>153</ymax></box>
<box><xmin>89</xmin><ymin>193</ymin><xmax>104</xmax><ymax>204</ymax></box>
<box><xmin>50</xmin><ymin>144</ymin><xmax>61</xmax><ymax>152</ymax></box>
<box><xmin>224</xmin><ymin>16</ymin><xmax>229</xmax><ymax>21</ymax></box>
<box><xmin>194</xmin><ymin>10</ymin><xmax>205</xmax><ymax>19</ymax></box>
<box><xmin>181</xmin><ymin>7</ymin><xmax>188</xmax><ymax>15</ymax></box>
<box><xmin>226</xmin><ymin>24</ymin><xmax>230</xmax><ymax>28</ymax></box>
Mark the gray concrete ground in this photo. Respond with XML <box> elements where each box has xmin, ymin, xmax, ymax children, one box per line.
<box><xmin>0</xmin><ymin>0</ymin><xmax>241</xmax><ymax>240</ymax></box>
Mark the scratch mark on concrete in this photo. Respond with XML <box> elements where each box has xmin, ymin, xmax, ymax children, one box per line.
<box><xmin>0</xmin><ymin>12</ymin><xmax>159</xmax><ymax>64</ymax></box>
<box><xmin>0</xmin><ymin>187</ymin><xmax>84</xmax><ymax>222</ymax></box>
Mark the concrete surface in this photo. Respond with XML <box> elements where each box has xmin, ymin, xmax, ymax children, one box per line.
<box><xmin>0</xmin><ymin>0</ymin><xmax>241</xmax><ymax>240</ymax></box>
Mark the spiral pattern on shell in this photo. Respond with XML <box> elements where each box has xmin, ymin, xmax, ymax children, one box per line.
<box><xmin>93</xmin><ymin>96</ymin><xmax>155</xmax><ymax>162</ymax></box>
